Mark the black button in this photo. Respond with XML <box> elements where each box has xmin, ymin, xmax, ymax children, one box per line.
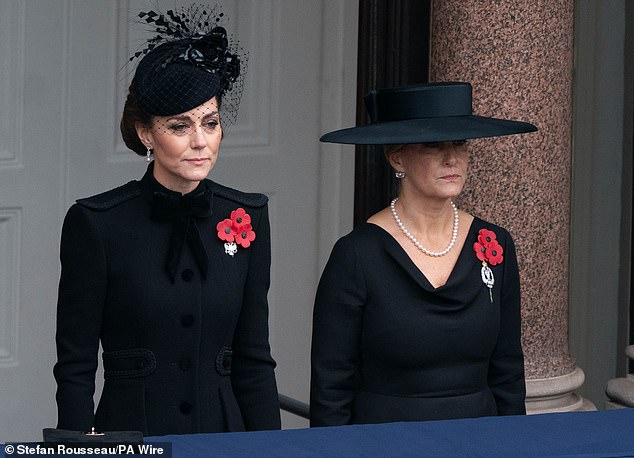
<box><xmin>181</xmin><ymin>269</ymin><xmax>194</xmax><ymax>282</ymax></box>
<box><xmin>181</xmin><ymin>314</ymin><xmax>194</xmax><ymax>328</ymax></box>
<box><xmin>178</xmin><ymin>358</ymin><xmax>191</xmax><ymax>371</ymax></box>
<box><xmin>179</xmin><ymin>402</ymin><xmax>192</xmax><ymax>414</ymax></box>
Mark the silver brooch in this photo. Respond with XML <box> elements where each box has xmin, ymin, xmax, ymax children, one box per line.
<box><xmin>224</xmin><ymin>242</ymin><xmax>237</xmax><ymax>257</ymax></box>
<box><xmin>481</xmin><ymin>262</ymin><xmax>494</xmax><ymax>302</ymax></box>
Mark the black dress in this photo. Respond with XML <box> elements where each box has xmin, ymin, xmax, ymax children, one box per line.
<box><xmin>310</xmin><ymin>219</ymin><xmax>525</xmax><ymax>426</ymax></box>
<box><xmin>54</xmin><ymin>164</ymin><xmax>280</xmax><ymax>435</ymax></box>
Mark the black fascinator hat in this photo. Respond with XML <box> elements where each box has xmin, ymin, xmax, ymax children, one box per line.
<box><xmin>129</xmin><ymin>4</ymin><xmax>244</xmax><ymax>121</ymax></box>
<box><xmin>320</xmin><ymin>82</ymin><xmax>537</xmax><ymax>145</ymax></box>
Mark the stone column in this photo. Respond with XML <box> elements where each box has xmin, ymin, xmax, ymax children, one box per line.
<box><xmin>430</xmin><ymin>0</ymin><xmax>594</xmax><ymax>413</ymax></box>
<box><xmin>605</xmin><ymin>346</ymin><xmax>634</xmax><ymax>409</ymax></box>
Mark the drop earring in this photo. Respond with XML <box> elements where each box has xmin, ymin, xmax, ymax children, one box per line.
<box><xmin>395</xmin><ymin>171</ymin><xmax>406</xmax><ymax>179</ymax></box>
<box><xmin>146</xmin><ymin>145</ymin><xmax>152</xmax><ymax>162</ymax></box>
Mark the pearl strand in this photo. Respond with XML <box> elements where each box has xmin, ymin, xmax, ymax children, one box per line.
<box><xmin>390</xmin><ymin>198</ymin><xmax>459</xmax><ymax>257</ymax></box>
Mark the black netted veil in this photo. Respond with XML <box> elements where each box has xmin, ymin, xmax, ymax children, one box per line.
<box><xmin>129</xmin><ymin>4</ymin><xmax>246</xmax><ymax>125</ymax></box>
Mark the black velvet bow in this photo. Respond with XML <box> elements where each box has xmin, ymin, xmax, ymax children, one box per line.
<box><xmin>151</xmin><ymin>187</ymin><xmax>212</xmax><ymax>283</ymax></box>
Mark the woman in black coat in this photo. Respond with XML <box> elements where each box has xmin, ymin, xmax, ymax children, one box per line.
<box><xmin>53</xmin><ymin>6</ymin><xmax>280</xmax><ymax>436</ymax></box>
<box><xmin>311</xmin><ymin>83</ymin><xmax>537</xmax><ymax>426</ymax></box>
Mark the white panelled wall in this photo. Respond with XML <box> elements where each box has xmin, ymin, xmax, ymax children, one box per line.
<box><xmin>0</xmin><ymin>0</ymin><xmax>357</xmax><ymax>441</ymax></box>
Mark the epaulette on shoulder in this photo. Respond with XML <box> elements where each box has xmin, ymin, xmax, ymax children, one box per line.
<box><xmin>208</xmin><ymin>180</ymin><xmax>268</xmax><ymax>208</ymax></box>
<box><xmin>76</xmin><ymin>181</ymin><xmax>141</xmax><ymax>211</ymax></box>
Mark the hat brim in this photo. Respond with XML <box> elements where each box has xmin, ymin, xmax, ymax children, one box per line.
<box><xmin>320</xmin><ymin>115</ymin><xmax>537</xmax><ymax>145</ymax></box>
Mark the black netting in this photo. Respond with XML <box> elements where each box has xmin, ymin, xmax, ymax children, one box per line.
<box><xmin>129</xmin><ymin>3</ymin><xmax>246</xmax><ymax>127</ymax></box>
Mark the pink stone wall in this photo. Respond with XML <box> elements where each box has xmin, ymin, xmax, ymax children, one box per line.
<box><xmin>430</xmin><ymin>0</ymin><xmax>575</xmax><ymax>378</ymax></box>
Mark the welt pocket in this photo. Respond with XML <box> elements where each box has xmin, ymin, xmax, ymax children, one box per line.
<box><xmin>102</xmin><ymin>348</ymin><xmax>156</xmax><ymax>380</ymax></box>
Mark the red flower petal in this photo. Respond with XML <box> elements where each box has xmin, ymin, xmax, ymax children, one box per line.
<box><xmin>219</xmin><ymin>208</ymin><xmax>257</xmax><ymax>249</ymax></box>
<box><xmin>231</xmin><ymin>208</ymin><xmax>251</xmax><ymax>226</ymax></box>
<box><xmin>486</xmin><ymin>241</ymin><xmax>504</xmax><ymax>266</ymax></box>
<box><xmin>216</xmin><ymin>218</ymin><xmax>236</xmax><ymax>242</ymax></box>
<box><xmin>235</xmin><ymin>229</ymin><xmax>256</xmax><ymax>248</ymax></box>
<box><xmin>474</xmin><ymin>229</ymin><xmax>504</xmax><ymax>266</ymax></box>
<box><xmin>477</xmin><ymin>228</ymin><xmax>497</xmax><ymax>246</ymax></box>
<box><xmin>473</xmin><ymin>242</ymin><xmax>488</xmax><ymax>262</ymax></box>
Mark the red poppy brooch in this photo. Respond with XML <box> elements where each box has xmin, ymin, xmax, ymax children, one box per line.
<box><xmin>473</xmin><ymin>228</ymin><xmax>504</xmax><ymax>302</ymax></box>
<box><xmin>216</xmin><ymin>208</ymin><xmax>256</xmax><ymax>257</ymax></box>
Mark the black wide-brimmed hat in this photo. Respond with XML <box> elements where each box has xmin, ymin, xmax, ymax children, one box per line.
<box><xmin>320</xmin><ymin>82</ymin><xmax>537</xmax><ymax>145</ymax></box>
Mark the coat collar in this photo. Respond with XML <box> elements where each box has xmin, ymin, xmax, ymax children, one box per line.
<box><xmin>139</xmin><ymin>162</ymin><xmax>212</xmax><ymax>206</ymax></box>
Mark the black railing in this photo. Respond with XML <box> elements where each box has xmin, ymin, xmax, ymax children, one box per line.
<box><xmin>279</xmin><ymin>394</ymin><xmax>309</xmax><ymax>419</ymax></box>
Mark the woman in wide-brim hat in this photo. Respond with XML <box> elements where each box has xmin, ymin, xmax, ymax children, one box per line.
<box><xmin>53</xmin><ymin>5</ymin><xmax>280</xmax><ymax>436</ymax></box>
<box><xmin>311</xmin><ymin>82</ymin><xmax>536</xmax><ymax>426</ymax></box>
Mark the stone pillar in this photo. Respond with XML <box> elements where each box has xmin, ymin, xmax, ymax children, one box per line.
<box><xmin>605</xmin><ymin>346</ymin><xmax>634</xmax><ymax>409</ymax></box>
<box><xmin>430</xmin><ymin>1</ymin><xmax>595</xmax><ymax>413</ymax></box>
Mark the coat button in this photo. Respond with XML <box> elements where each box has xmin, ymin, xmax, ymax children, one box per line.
<box><xmin>181</xmin><ymin>269</ymin><xmax>194</xmax><ymax>282</ymax></box>
<box><xmin>179</xmin><ymin>402</ymin><xmax>192</xmax><ymax>414</ymax></box>
<box><xmin>181</xmin><ymin>314</ymin><xmax>194</xmax><ymax>328</ymax></box>
<box><xmin>178</xmin><ymin>358</ymin><xmax>191</xmax><ymax>371</ymax></box>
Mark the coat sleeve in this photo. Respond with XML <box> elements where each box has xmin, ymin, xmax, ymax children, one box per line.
<box><xmin>488</xmin><ymin>232</ymin><xmax>526</xmax><ymax>415</ymax></box>
<box><xmin>230</xmin><ymin>204</ymin><xmax>281</xmax><ymax>430</ymax></box>
<box><xmin>310</xmin><ymin>235</ymin><xmax>366</xmax><ymax>427</ymax></box>
<box><xmin>53</xmin><ymin>204</ymin><xmax>107</xmax><ymax>430</ymax></box>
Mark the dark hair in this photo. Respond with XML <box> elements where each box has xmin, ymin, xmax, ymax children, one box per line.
<box><xmin>384</xmin><ymin>144</ymin><xmax>406</xmax><ymax>170</ymax></box>
<box><xmin>120</xmin><ymin>84</ymin><xmax>152</xmax><ymax>156</ymax></box>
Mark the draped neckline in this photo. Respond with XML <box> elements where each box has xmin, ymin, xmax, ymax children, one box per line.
<box><xmin>364</xmin><ymin>217</ymin><xmax>479</xmax><ymax>293</ymax></box>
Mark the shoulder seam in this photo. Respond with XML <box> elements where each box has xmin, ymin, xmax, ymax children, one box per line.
<box><xmin>76</xmin><ymin>181</ymin><xmax>141</xmax><ymax>210</ymax></box>
<box><xmin>208</xmin><ymin>180</ymin><xmax>268</xmax><ymax>207</ymax></box>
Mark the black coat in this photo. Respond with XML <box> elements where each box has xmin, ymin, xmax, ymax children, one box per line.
<box><xmin>310</xmin><ymin>219</ymin><xmax>525</xmax><ymax>426</ymax></box>
<box><xmin>54</xmin><ymin>165</ymin><xmax>280</xmax><ymax>436</ymax></box>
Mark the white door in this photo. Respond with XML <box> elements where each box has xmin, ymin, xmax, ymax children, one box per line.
<box><xmin>0</xmin><ymin>0</ymin><xmax>70</xmax><ymax>441</ymax></box>
<box><xmin>0</xmin><ymin>0</ymin><xmax>357</xmax><ymax>440</ymax></box>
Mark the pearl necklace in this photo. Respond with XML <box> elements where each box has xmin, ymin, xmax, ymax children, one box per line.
<box><xmin>390</xmin><ymin>198</ymin><xmax>459</xmax><ymax>257</ymax></box>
